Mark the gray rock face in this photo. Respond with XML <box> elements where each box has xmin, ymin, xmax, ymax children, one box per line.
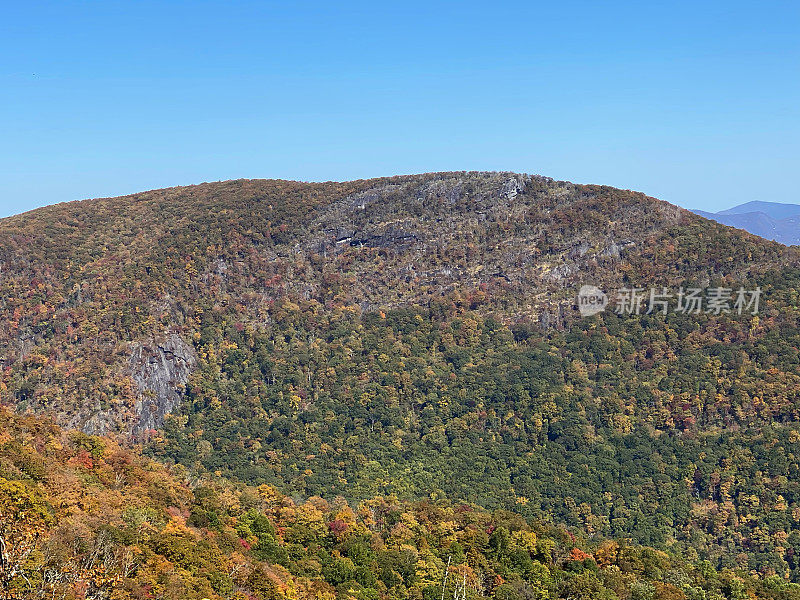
<box><xmin>501</xmin><ymin>175</ymin><xmax>526</xmax><ymax>199</ymax></box>
<box><xmin>600</xmin><ymin>242</ymin><xmax>622</xmax><ymax>259</ymax></box>
<box><xmin>545</xmin><ymin>262</ymin><xmax>580</xmax><ymax>282</ymax></box>
<box><xmin>80</xmin><ymin>412</ymin><xmax>117</xmax><ymax>436</ymax></box>
<box><xmin>129</xmin><ymin>333</ymin><xmax>196</xmax><ymax>432</ymax></box>
<box><xmin>568</xmin><ymin>242</ymin><xmax>592</xmax><ymax>259</ymax></box>
<box><xmin>349</xmin><ymin>227</ymin><xmax>419</xmax><ymax>249</ymax></box>
<box><xmin>600</xmin><ymin>240</ymin><xmax>634</xmax><ymax>259</ymax></box>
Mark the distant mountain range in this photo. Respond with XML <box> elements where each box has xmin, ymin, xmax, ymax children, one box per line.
<box><xmin>692</xmin><ymin>200</ymin><xmax>800</xmax><ymax>245</ymax></box>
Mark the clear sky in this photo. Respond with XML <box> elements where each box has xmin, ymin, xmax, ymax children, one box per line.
<box><xmin>1</xmin><ymin>1</ymin><xmax>798</xmax><ymax>218</ymax></box>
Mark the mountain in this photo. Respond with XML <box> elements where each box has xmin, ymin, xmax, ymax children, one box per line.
<box><xmin>720</xmin><ymin>201</ymin><xmax>800</xmax><ymax>220</ymax></box>
<box><xmin>692</xmin><ymin>201</ymin><xmax>800</xmax><ymax>245</ymax></box>
<box><xmin>4</xmin><ymin>172</ymin><xmax>789</xmax><ymax>433</ymax></box>
<box><xmin>5</xmin><ymin>172</ymin><xmax>800</xmax><ymax>595</ymax></box>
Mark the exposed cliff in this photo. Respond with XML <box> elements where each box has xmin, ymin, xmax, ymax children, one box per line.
<box><xmin>128</xmin><ymin>333</ymin><xmax>196</xmax><ymax>432</ymax></box>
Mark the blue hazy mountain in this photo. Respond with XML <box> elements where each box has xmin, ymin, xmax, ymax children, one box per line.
<box><xmin>719</xmin><ymin>201</ymin><xmax>800</xmax><ymax>220</ymax></box>
<box><xmin>692</xmin><ymin>201</ymin><xmax>800</xmax><ymax>246</ymax></box>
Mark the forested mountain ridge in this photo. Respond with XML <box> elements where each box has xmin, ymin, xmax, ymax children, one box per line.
<box><xmin>0</xmin><ymin>172</ymin><xmax>792</xmax><ymax>432</ymax></box>
<box><xmin>5</xmin><ymin>172</ymin><xmax>800</xmax><ymax>592</ymax></box>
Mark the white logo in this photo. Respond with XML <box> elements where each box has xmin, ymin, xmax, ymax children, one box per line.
<box><xmin>577</xmin><ymin>285</ymin><xmax>608</xmax><ymax>317</ymax></box>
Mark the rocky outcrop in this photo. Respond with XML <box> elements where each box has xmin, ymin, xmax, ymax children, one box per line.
<box><xmin>349</xmin><ymin>227</ymin><xmax>419</xmax><ymax>248</ymax></box>
<box><xmin>128</xmin><ymin>333</ymin><xmax>196</xmax><ymax>432</ymax></box>
<box><xmin>501</xmin><ymin>175</ymin><xmax>527</xmax><ymax>199</ymax></box>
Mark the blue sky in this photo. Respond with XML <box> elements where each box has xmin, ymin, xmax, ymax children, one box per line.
<box><xmin>1</xmin><ymin>0</ymin><xmax>798</xmax><ymax>218</ymax></box>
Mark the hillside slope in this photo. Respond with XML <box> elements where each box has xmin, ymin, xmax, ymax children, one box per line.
<box><xmin>4</xmin><ymin>172</ymin><xmax>800</xmax><ymax>581</ymax></box>
<box><xmin>10</xmin><ymin>405</ymin><xmax>769</xmax><ymax>600</ymax></box>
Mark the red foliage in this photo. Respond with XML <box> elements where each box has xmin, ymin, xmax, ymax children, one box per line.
<box><xmin>68</xmin><ymin>449</ymin><xmax>93</xmax><ymax>469</ymax></box>
<box><xmin>328</xmin><ymin>519</ymin><xmax>348</xmax><ymax>535</ymax></box>
<box><xmin>570</xmin><ymin>547</ymin><xmax>592</xmax><ymax>562</ymax></box>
